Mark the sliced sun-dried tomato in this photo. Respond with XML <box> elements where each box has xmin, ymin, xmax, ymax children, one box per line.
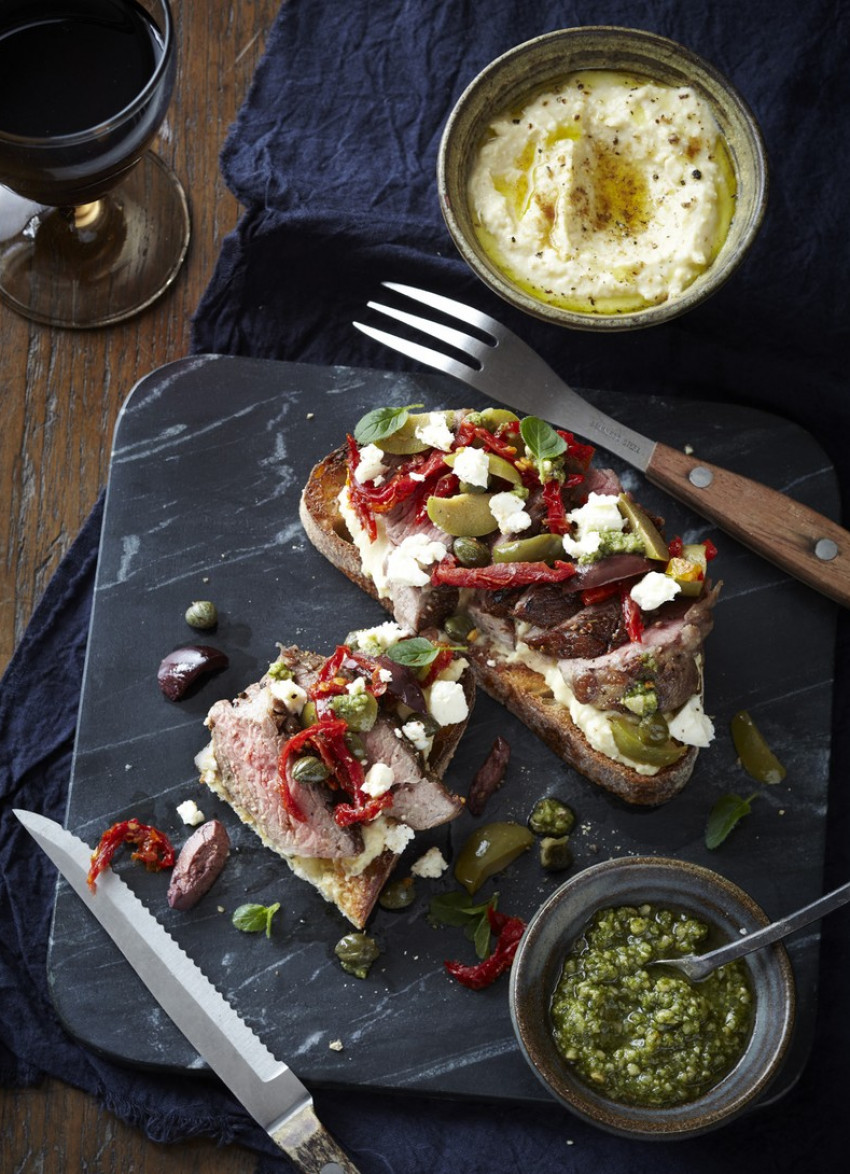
<box><xmin>444</xmin><ymin>907</ymin><xmax>526</xmax><ymax>990</ymax></box>
<box><xmin>87</xmin><ymin>818</ymin><xmax>175</xmax><ymax>891</ymax></box>
<box><xmin>431</xmin><ymin>557</ymin><xmax>577</xmax><ymax>590</ymax></box>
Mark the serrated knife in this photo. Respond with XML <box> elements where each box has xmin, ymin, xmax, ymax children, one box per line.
<box><xmin>14</xmin><ymin>809</ymin><xmax>361</xmax><ymax>1174</ymax></box>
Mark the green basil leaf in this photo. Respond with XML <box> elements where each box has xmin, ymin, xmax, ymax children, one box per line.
<box><xmin>232</xmin><ymin>901</ymin><xmax>280</xmax><ymax>937</ymax></box>
<box><xmin>705</xmin><ymin>793</ymin><xmax>753</xmax><ymax>850</ymax></box>
<box><xmin>386</xmin><ymin>636</ymin><xmax>441</xmax><ymax>668</ymax></box>
<box><xmin>519</xmin><ymin>416</ymin><xmax>567</xmax><ymax>465</ymax></box>
<box><xmin>353</xmin><ymin>403</ymin><xmax>423</xmax><ymax>445</ymax></box>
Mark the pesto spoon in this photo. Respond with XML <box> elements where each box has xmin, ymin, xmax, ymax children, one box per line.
<box><xmin>649</xmin><ymin>880</ymin><xmax>850</xmax><ymax>982</ymax></box>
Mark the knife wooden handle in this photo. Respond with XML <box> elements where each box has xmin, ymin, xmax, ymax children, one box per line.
<box><xmin>270</xmin><ymin>1103</ymin><xmax>362</xmax><ymax>1173</ymax></box>
<box><xmin>646</xmin><ymin>441</ymin><xmax>850</xmax><ymax>609</ymax></box>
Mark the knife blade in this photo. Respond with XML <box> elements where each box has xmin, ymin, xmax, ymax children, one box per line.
<box><xmin>13</xmin><ymin>809</ymin><xmax>361</xmax><ymax>1174</ymax></box>
<box><xmin>357</xmin><ymin>282</ymin><xmax>850</xmax><ymax>609</ymax></box>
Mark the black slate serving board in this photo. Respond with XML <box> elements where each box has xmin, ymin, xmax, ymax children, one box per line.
<box><xmin>50</xmin><ymin>355</ymin><xmax>837</xmax><ymax>1106</ymax></box>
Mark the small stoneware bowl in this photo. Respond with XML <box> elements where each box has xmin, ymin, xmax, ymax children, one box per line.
<box><xmin>509</xmin><ymin>856</ymin><xmax>796</xmax><ymax>1138</ymax></box>
<box><xmin>438</xmin><ymin>26</ymin><xmax>768</xmax><ymax>331</ymax></box>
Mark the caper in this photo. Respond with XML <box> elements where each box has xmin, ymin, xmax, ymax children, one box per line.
<box><xmin>609</xmin><ymin>714</ymin><xmax>688</xmax><ymax>767</ymax></box>
<box><xmin>300</xmin><ymin>700</ymin><xmax>318</xmax><ymax>728</ymax></box>
<box><xmin>334</xmin><ymin>931</ymin><xmax>381</xmax><ymax>979</ymax></box>
<box><xmin>528</xmin><ymin>797</ymin><xmax>575</xmax><ymax>837</ymax></box>
<box><xmin>454</xmin><ymin>821</ymin><xmax>534</xmax><ymax>895</ymax></box>
<box><xmin>291</xmin><ymin>755</ymin><xmax>330</xmax><ymax>784</ymax></box>
<box><xmin>443</xmin><ymin>612</ymin><xmax>475</xmax><ymax>641</ymax></box>
<box><xmin>731</xmin><ymin>710</ymin><xmax>786</xmax><ymax>785</ymax></box>
<box><xmin>452</xmin><ymin>535</ymin><xmax>491</xmax><ymax>567</ymax></box>
<box><xmin>539</xmin><ymin>835</ymin><xmax>574</xmax><ymax>872</ymax></box>
<box><xmin>427</xmin><ymin>492</ymin><xmax>498</xmax><ymax>538</ymax></box>
<box><xmin>492</xmin><ymin>533</ymin><xmax>565</xmax><ymax>564</ymax></box>
<box><xmin>378</xmin><ymin>877</ymin><xmax>416</xmax><ymax>911</ymax></box>
<box><xmin>185</xmin><ymin>600</ymin><xmax>218</xmax><ymax>630</ymax></box>
<box><xmin>345</xmin><ymin>731</ymin><xmax>367</xmax><ymax>761</ymax></box>
<box><xmin>330</xmin><ymin>690</ymin><xmax>379</xmax><ymax>732</ymax></box>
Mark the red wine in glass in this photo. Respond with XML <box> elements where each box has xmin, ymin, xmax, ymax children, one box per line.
<box><xmin>0</xmin><ymin>0</ymin><xmax>189</xmax><ymax>328</ymax></box>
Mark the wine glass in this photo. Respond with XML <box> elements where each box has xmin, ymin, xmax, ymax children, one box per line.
<box><xmin>0</xmin><ymin>0</ymin><xmax>190</xmax><ymax>329</ymax></box>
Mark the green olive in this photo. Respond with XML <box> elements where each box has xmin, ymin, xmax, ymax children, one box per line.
<box><xmin>334</xmin><ymin>932</ymin><xmax>381</xmax><ymax>979</ymax></box>
<box><xmin>477</xmin><ymin>408</ymin><xmax>520</xmax><ymax>432</ymax></box>
<box><xmin>375</xmin><ymin>411</ymin><xmax>434</xmax><ymax>455</ymax></box>
<box><xmin>330</xmin><ymin>690</ymin><xmax>379</xmax><ymax>732</ymax></box>
<box><xmin>731</xmin><ymin>710</ymin><xmax>786</xmax><ymax>784</ymax></box>
<box><xmin>299</xmin><ymin>700</ymin><xmax>318</xmax><ymax>728</ymax></box>
<box><xmin>609</xmin><ymin>714</ymin><xmax>688</xmax><ymax>768</ymax></box>
<box><xmin>528</xmin><ymin>797</ymin><xmax>575</xmax><ymax>837</ymax></box>
<box><xmin>452</xmin><ymin>535</ymin><xmax>491</xmax><ymax>567</ymax></box>
<box><xmin>290</xmin><ymin>755</ymin><xmax>330</xmax><ymax>784</ymax></box>
<box><xmin>185</xmin><ymin>600</ymin><xmax>218</xmax><ymax>630</ymax></box>
<box><xmin>492</xmin><ymin>533</ymin><xmax>565</xmax><ymax>564</ymax></box>
<box><xmin>444</xmin><ymin>449</ymin><xmax>521</xmax><ymax>487</ymax></box>
<box><xmin>378</xmin><ymin>877</ymin><xmax>416</xmax><ymax>911</ymax></box>
<box><xmin>539</xmin><ymin>835</ymin><xmax>574</xmax><ymax>872</ymax></box>
<box><xmin>454</xmin><ymin>821</ymin><xmax>534</xmax><ymax>895</ymax></box>
<box><xmin>443</xmin><ymin>612</ymin><xmax>475</xmax><ymax>641</ymax></box>
<box><xmin>617</xmin><ymin>494</ymin><xmax>669</xmax><ymax>561</ymax></box>
<box><xmin>427</xmin><ymin>492</ymin><xmax>498</xmax><ymax>538</ymax></box>
<box><xmin>637</xmin><ymin>713</ymin><xmax>671</xmax><ymax>747</ymax></box>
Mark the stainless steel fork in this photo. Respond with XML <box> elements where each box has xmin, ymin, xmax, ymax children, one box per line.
<box><xmin>354</xmin><ymin>282</ymin><xmax>850</xmax><ymax>609</ymax></box>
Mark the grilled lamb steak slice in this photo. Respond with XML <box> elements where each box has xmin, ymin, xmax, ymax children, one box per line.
<box><xmin>360</xmin><ymin>720</ymin><xmax>464</xmax><ymax>830</ymax></box>
<box><xmin>523</xmin><ymin>596</ymin><xmax>629</xmax><ymax>660</ymax></box>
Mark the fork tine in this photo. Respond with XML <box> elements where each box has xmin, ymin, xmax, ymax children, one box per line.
<box><xmin>366</xmin><ymin>299</ymin><xmax>493</xmax><ymax>366</ymax></box>
<box><xmin>383</xmin><ymin>281</ymin><xmax>502</xmax><ymax>338</ymax></box>
<box><xmin>352</xmin><ymin>320</ymin><xmax>487</xmax><ymax>392</ymax></box>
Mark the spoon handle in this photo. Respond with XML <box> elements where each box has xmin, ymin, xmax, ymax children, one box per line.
<box><xmin>694</xmin><ymin>879</ymin><xmax>850</xmax><ymax>977</ymax></box>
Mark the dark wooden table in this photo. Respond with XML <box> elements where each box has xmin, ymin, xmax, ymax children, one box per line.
<box><xmin>1</xmin><ymin>2</ymin><xmax>281</xmax><ymax>1169</ymax></box>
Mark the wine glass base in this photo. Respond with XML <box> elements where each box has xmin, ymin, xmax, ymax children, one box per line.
<box><xmin>0</xmin><ymin>152</ymin><xmax>190</xmax><ymax>329</ymax></box>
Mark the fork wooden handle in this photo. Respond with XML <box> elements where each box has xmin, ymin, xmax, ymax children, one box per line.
<box><xmin>646</xmin><ymin>442</ymin><xmax>850</xmax><ymax>609</ymax></box>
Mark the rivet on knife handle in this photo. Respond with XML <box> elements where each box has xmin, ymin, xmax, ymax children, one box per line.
<box><xmin>647</xmin><ymin>442</ymin><xmax>850</xmax><ymax>608</ymax></box>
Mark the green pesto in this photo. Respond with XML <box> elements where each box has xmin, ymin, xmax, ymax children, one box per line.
<box><xmin>550</xmin><ymin>905</ymin><xmax>753</xmax><ymax>1108</ymax></box>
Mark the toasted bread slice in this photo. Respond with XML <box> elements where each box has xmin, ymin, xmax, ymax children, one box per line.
<box><xmin>196</xmin><ymin>638</ymin><xmax>474</xmax><ymax>927</ymax></box>
<box><xmin>300</xmin><ymin>440</ymin><xmax>714</xmax><ymax>806</ymax></box>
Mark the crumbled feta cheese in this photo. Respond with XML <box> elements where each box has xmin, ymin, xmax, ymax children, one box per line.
<box><xmin>667</xmin><ymin>694</ymin><xmax>715</xmax><ymax>748</ymax></box>
<box><xmin>630</xmin><ymin>570</ymin><xmax>681</xmax><ymax>611</ymax></box>
<box><xmin>354</xmin><ymin>443</ymin><xmax>390</xmax><ymax>484</ymax></box>
<box><xmin>385</xmin><ymin>533</ymin><xmax>448</xmax><ymax>586</ymax></box>
<box><xmin>378</xmin><ymin>667</ymin><xmax>393</xmax><ymax>683</ymax></box>
<box><xmin>452</xmin><ymin>445</ymin><xmax>490</xmax><ymax>488</ymax></box>
<box><xmin>269</xmin><ymin>677</ymin><xmax>308</xmax><ymax>715</ymax></box>
<box><xmin>348</xmin><ymin>620</ymin><xmax>410</xmax><ymax>655</ymax></box>
<box><xmin>401</xmin><ymin>719</ymin><xmax>432</xmax><ymax>752</ymax></box>
<box><xmin>346</xmin><ymin>676</ymin><xmax>367</xmax><ymax>695</ymax></box>
<box><xmin>427</xmin><ymin>679</ymin><xmax>469</xmax><ymax>726</ymax></box>
<box><xmin>176</xmin><ymin>799</ymin><xmax>205</xmax><ymax>826</ymax></box>
<box><xmin>561</xmin><ymin>529</ymin><xmax>603</xmax><ymax>559</ymax></box>
<box><xmin>362</xmin><ymin>762</ymin><xmax>395</xmax><ymax>797</ymax></box>
<box><xmin>568</xmin><ymin>493</ymin><xmax>625</xmax><ymax>537</ymax></box>
<box><xmin>383</xmin><ymin>821</ymin><xmax>416</xmax><ymax>855</ymax></box>
<box><xmin>489</xmin><ymin>491</ymin><xmax>532</xmax><ymax>534</ymax></box>
<box><xmin>328</xmin><ymin>1039</ymin><xmax>344</xmax><ymax>1052</ymax></box>
<box><xmin>414</xmin><ymin>411</ymin><xmax>454</xmax><ymax>451</ymax></box>
<box><xmin>411</xmin><ymin>846</ymin><xmax>449</xmax><ymax>878</ymax></box>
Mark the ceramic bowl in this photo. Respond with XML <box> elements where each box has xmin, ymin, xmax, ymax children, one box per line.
<box><xmin>438</xmin><ymin>26</ymin><xmax>768</xmax><ymax>331</ymax></box>
<box><xmin>509</xmin><ymin>856</ymin><xmax>796</xmax><ymax>1138</ymax></box>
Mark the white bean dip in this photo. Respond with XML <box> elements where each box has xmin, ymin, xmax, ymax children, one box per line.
<box><xmin>468</xmin><ymin>71</ymin><xmax>735</xmax><ymax>313</ymax></box>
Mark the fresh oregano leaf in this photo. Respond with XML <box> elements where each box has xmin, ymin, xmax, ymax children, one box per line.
<box><xmin>353</xmin><ymin>403</ymin><xmax>423</xmax><ymax>445</ymax></box>
<box><xmin>705</xmin><ymin>793</ymin><xmax>754</xmax><ymax>850</ymax></box>
<box><xmin>232</xmin><ymin>901</ymin><xmax>280</xmax><ymax>937</ymax></box>
<box><xmin>386</xmin><ymin>636</ymin><xmax>441</xmax><ymax>668</ymax></box>
<box><xmin>519</xmin><ymin>416</ymin><xmax>567</xmax><ymax>473</ymax></box>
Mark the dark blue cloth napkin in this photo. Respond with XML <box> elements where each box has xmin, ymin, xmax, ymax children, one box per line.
<box><xmin>3</xmin><ymin>2</ymin><xmax>849</xmax><ymax>1171</ymax></box>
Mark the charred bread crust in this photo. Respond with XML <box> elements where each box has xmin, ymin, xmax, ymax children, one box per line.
<box><xmin>301</xmin><ymin>447</ymin><xmax>700</xmax><ymax>807</ymax></box>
